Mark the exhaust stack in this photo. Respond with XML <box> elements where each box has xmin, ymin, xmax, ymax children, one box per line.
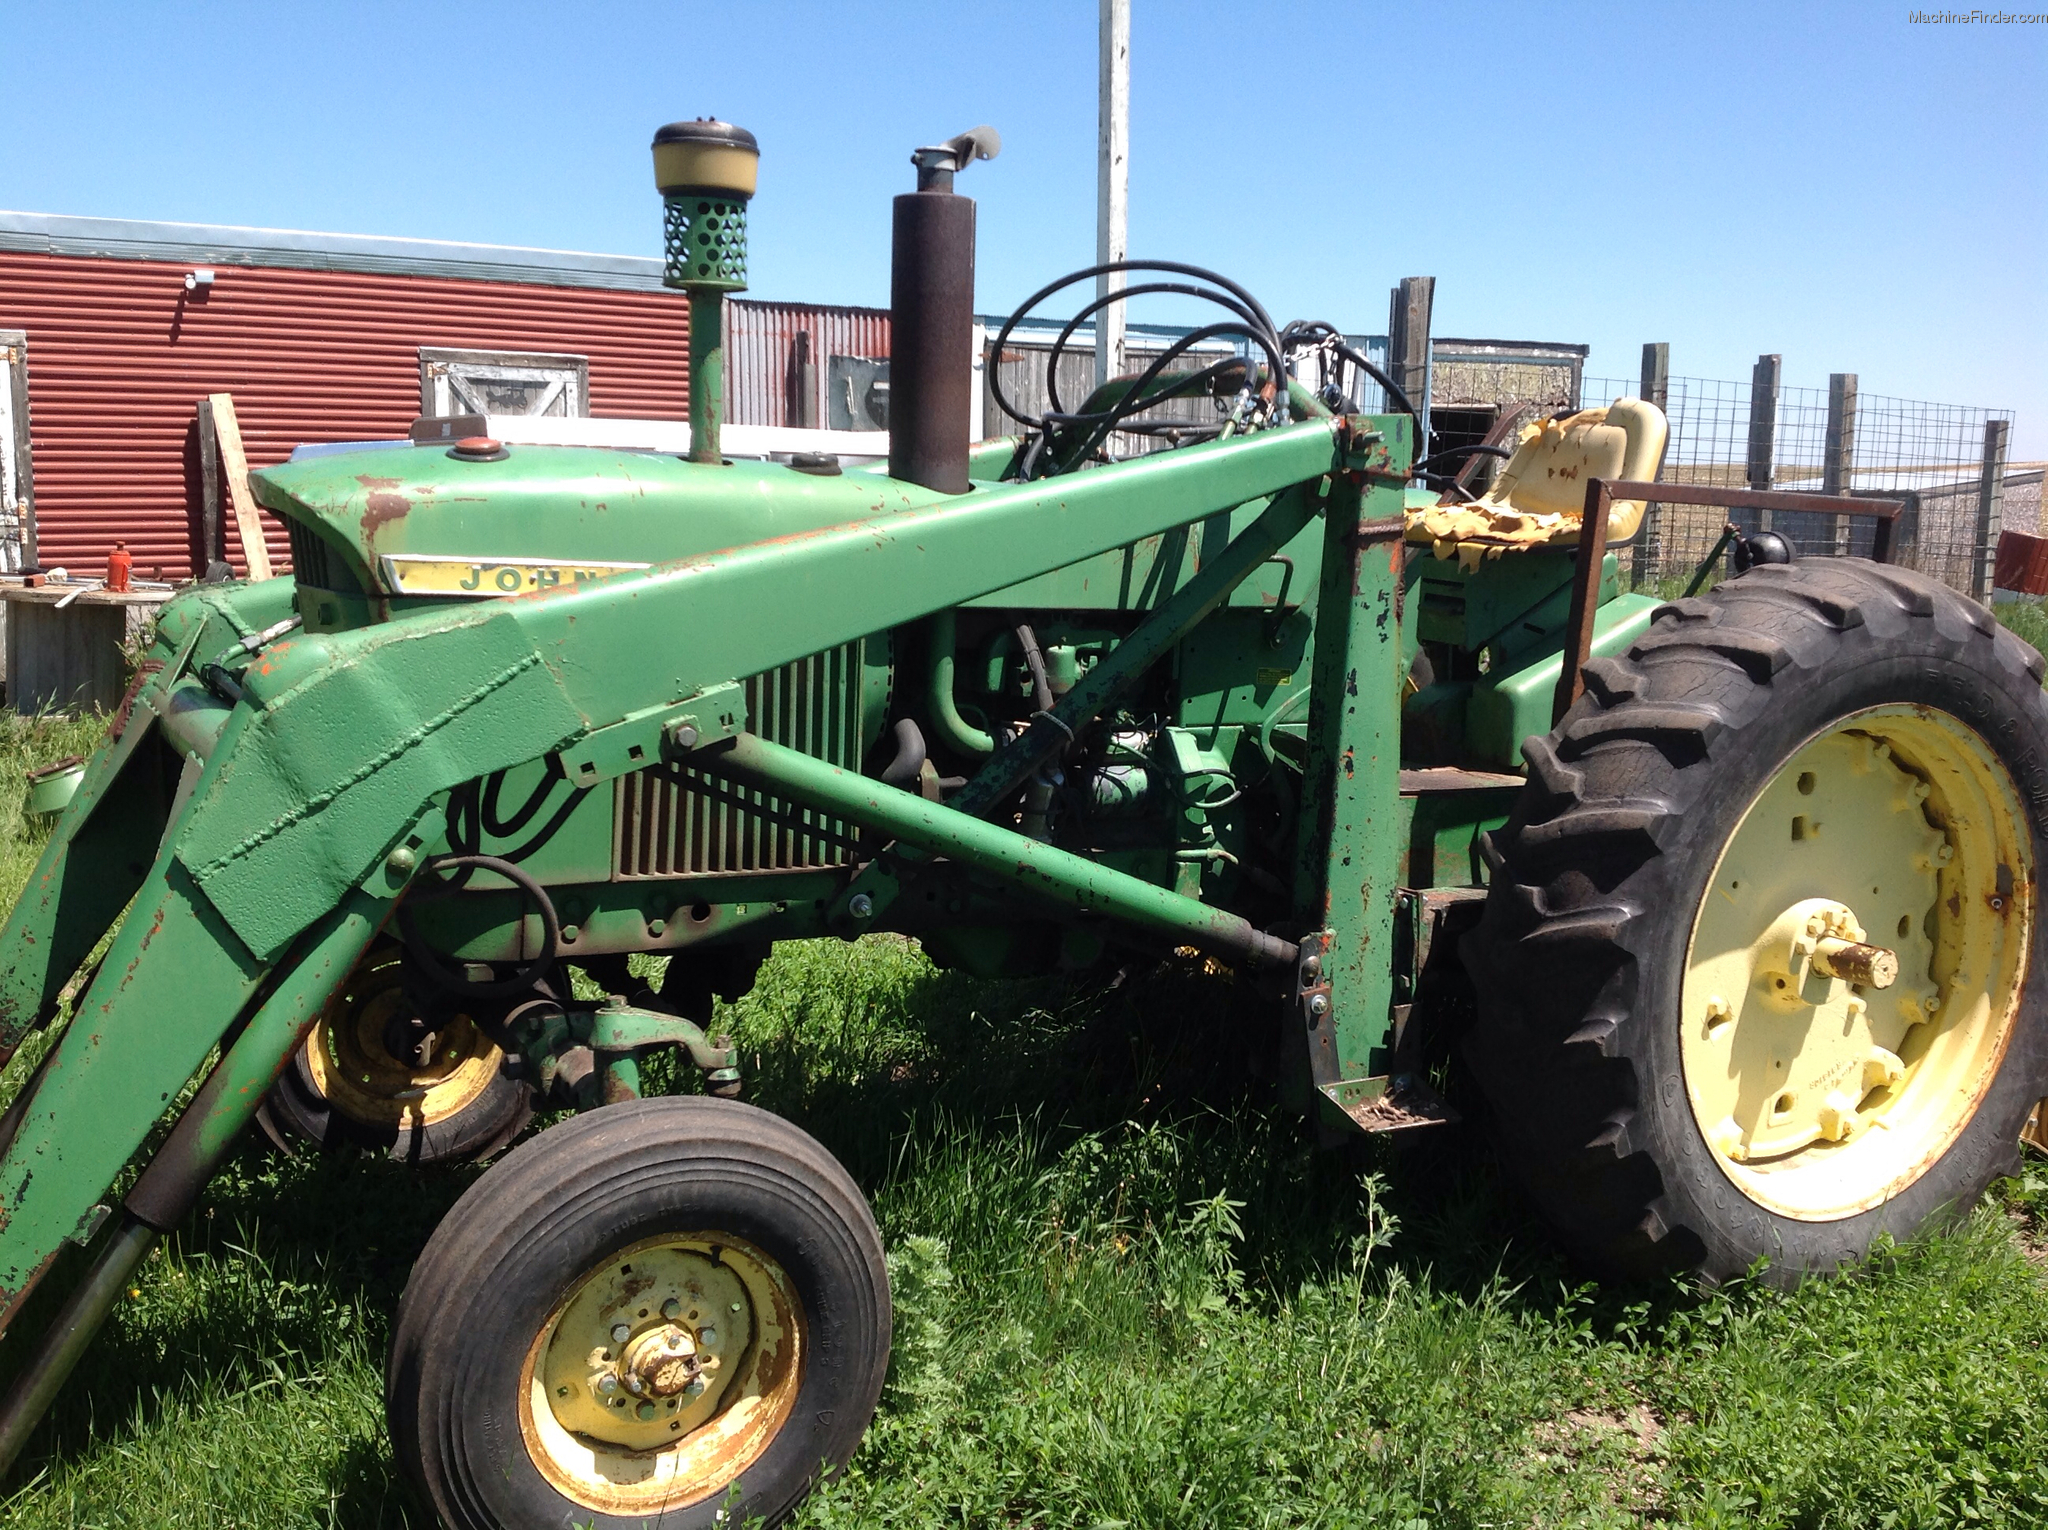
<box><xmin>890</xmin><ymin>127</ymin><xmax>1000</xmax><ymax>494</ymax></box>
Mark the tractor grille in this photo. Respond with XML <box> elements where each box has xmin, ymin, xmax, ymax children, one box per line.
<box><xmin>614</xmin><ymin>642</ymin><xmax>868</xmax><ymax>878</ymax></box>
<box><xmin>286</xmin><ymin>519</ymin><xmax>361</xmax><ymax>593</ymax></box>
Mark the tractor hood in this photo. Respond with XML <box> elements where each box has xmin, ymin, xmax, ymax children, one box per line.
<box><xmin>252</xmin><ymin>442</ymin><xmax>951</xmax><ymax>608</ymax></box>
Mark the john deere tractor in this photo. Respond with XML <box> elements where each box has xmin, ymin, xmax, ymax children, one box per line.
<box><xmin>0</xmin><ymin>119</ymin><xmax>2039</xmax><ymax>1529</ymax></box>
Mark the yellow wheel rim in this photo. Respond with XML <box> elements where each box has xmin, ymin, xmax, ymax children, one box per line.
<box><xmin>1682</xmin><ymin>705</ymin><xmax>2033</xmax><ymax>1220</ymax></box>
<box><xmin>518</xmin><ymin>1232</ymin><xmax>804</xmax><ymax>1515</ymax></box>
<box><xmin>302</xmin><ymin>952</ymin><xmax>502</xmax><ymax>1129</ymax></box>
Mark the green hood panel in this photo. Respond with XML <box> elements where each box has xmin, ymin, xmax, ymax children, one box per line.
<box><xmin>252</xmin><ymin>444</ymin><xmax>951</xmax><ymax>595</ymax></box>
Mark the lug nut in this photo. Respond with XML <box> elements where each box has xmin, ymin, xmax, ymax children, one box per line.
<box><xmin>598</xmin><ymin>1374</ymin><xmax>619</xmax><ymax>1395</ymax></box>
<box><xmin>662</xmin><ymin>1298</ymin><xmax>682</xmax><ymax>1320</ymax></box>
<box><xmin>848</xmin><ymin>893</ymin><xmax>874</xmax><ymax>919</ymax></box>
<box><xmin>611</xmin><ymin>1322</ymin><xmax>633</xmax><ymax>1344</ymax></box>
<box><xmin>698</xmin><ymin>1325</ymin><xmax>718</xmax><ymax>1346</ymax></box>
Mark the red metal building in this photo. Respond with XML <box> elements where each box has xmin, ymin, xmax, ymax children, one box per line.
<box><xmin>0</xmin><ymin>212</ymin><xmax>702</xmax><ymax>578</ymax></box>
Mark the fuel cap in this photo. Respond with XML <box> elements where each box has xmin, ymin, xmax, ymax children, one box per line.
<box><xmin>448</xmin><ymin>436</ymin><xmax>509</xmax><ymax>462</ymax></box>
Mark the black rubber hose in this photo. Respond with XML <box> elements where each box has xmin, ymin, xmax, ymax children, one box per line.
<box><xmin>398</xmin><ymin>853</ymin><xmax>561</xmax><ymax>1000</ymax></box>
<box><xmin>1014</xmin><ymin>624</ymin><xmax>1054</xmax><ymax>713</ymax></box>
<box><xmin>1050</xmin><ymin>327</ymin><xmax>1274</xmax><ymax>471</ymax></box>
<box><xmin>1042</xmin><ymin>283</ymin><xmax>1280</xmax><ymax>419</ymax></box>
<box><xmin>1415</xmin><ymin>443</ymin><xmax>1512</xmax><ymax>475</ymax></box>
<box><xmin>989</xmin><ymin>259</ymin><xmax>1284</xmax><ymax>432</ymax></box>
<box><xmin>879</xmin><ymin>718</ymin><xmax>928</xmax><ymax>789</ymax></box>
<box><xmin>1279</xmin><ymin>320</ymin><xmax>1422</xmax><ymax>441</ymax></box>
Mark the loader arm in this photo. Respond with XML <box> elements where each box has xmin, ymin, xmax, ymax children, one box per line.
<box><xmin>0</xmin><ymin>415</ymin><xmax>1391</xmax><ymax>1316</ymax></box>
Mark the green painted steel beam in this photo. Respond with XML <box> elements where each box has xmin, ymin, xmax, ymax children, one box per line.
<box><xmin>0</xmin><ymin>893</ymin><xmax>381</xmax><ymax>1468</ymax></box>
<box><xmin>180</xmin><ymin>419</ymin><xmax>1353</xmax><ymax>964</ymax></box>
<box><xmin>0</xmin><ymin>579</ymin><xmax>296</xmax><ymax>1056</ymax></box>
<box><xmin>1292</xmin><ymin>420</ymin><xmax>1413</xmax><ymax>1119</ymax></box>
<box><xmin>0</xmin><ymin>860</ymin><xmax>266</xmax><ymax>1308</ymax></box>
<box><xmin>697</xmin><ymin>732</ymin><xmax>1296</xmax><ymax>969</ymax></box>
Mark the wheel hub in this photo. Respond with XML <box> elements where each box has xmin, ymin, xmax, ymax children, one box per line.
<box><xmin>519</xmin><ymin>1232</ymin><xmax>802</xmax><ymax>1513</ymax></box>
<box><xmin>303</xmin><ymin>954</ymin><xmax>503</xmax><ymax>1128</ymax></box>
<box><xmin>1681</xmin><ymin>709</ymin><xmax>2032</xmax><ymax>1220</ymax></box>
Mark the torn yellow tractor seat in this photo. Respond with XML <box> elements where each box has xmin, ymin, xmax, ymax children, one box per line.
<box><xmin>1406</xmin><ymin>399</ymin><xmax>1669</xmax><ymax>564</ymax></box>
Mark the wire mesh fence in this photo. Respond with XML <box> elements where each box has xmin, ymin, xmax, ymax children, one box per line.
<box><xmin>1579</xmin><ymin>372</ymin><xmax>2017</xmax><ymax>598</ymax></box>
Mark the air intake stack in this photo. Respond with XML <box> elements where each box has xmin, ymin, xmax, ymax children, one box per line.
<box><xmin>889</xmin><ymin>127</ymin><xmax>1000</xmax><ymax>494</ymax></box>
<box><xmin>652</xmin><ymin>118</ymin><xmax>760</xmax><ymax>465</ymax></box>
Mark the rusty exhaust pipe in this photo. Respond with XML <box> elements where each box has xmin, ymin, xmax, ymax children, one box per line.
<box><xmin>889</xmin><ymin>127</ymin><xmax>999</xmax><ymax>494</ymax></box>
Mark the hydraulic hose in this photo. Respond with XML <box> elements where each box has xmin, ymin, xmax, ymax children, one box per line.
<box><xmin>398</xmin><ymin>853</ymin><xmax>562</xmax><ymax>999</ymax></box>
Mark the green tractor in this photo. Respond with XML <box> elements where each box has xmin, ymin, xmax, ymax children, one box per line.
<box><xmin>0</xmin><ymin>119</ymin><xmax>2040</xmax><ymax>1529</ymax></box>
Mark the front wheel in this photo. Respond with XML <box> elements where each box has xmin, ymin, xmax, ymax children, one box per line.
<box><xmin>256</xmin><ymin>945</ymin><xmax>532</xmax><ymax>1165</ymax></box>
<box><xmin>1466</xmin><ymin>558</ymin><xmax>2048</xmax><ymax>1283</ymax></box>
<box><xmin>386</xmin><ymin>1097</ymin><xmax>890</xmax><ymax>1530</ymax></box>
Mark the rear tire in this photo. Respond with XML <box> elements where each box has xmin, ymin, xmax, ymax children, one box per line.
<box><xmin>1465</xmin><ymin>559</ymin><xmax>2048</xmax><ymax>1283</ymax></box>
<box><xmin>387</xmin><ymin>1097</ymin><xmax>889</xmax><ymax>1530</ymax></box>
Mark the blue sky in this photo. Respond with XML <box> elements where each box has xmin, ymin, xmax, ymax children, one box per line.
<box><xmin>3</xmin><ymin>1</ymin><xmax>2043</xmax><ymax>453</ymax></box>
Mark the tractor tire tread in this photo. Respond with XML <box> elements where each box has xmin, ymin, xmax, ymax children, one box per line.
<box><xmin>387</xmin><ymin>1098</ymin><xmax>888</xmax><ymax>1530</ymax></box>
<box><xmin>1465</xmin><ymin>556</ymin><xmax>2048</xmax><ymax>1284</ymax></box>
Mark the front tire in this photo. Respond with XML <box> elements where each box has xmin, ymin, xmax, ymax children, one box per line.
<box><xmin>387</xmin><ymin>1097</ymin><xmax>890</xmax><ymax>1530</ymax></box>
<box><xmin>1466</xmin><ymin>558</ymin><xmax>2048</xmax><ymax>1283</ymax></box>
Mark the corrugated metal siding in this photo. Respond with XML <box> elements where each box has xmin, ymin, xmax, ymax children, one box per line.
<box><xmin>0</xmin><ymin>251</ymin><xmax>690</xmax><ymax>576</ymax></box>
<box><xmin>725</xmin><ymin>298</ymin><xmax>889</xmax><ymax>428</ymax></box>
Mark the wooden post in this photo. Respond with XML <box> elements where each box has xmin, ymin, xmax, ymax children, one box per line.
<box><xmin>1974</xmin><ymin>418</ymin><xmax>2011</xmax><ymax>604</ymax></box>
<box><xmin>206</xmin><ymin>392</ymin><xmax>271</xmax><ymax>580</ymax></box>
<box><xmin>1823</xmin><ymin>372</ymin><xmax>1857</xmax><ymax>556</ymax></box>
<box><xmin>1745</xmin><ymin>354</ymin><xmax>1781</xmax><ymax>532</ymax></box>
<box><xmin>789</xmin><ymin>331</ymin><xmax>818</xmax><ymax>430</ymax></box>
<box><xmin>1387</xmin><ymin>276</ymin><xmax>1434</xmax><ymax>449</ymax></box>
<box><xmin>1632</xmin><ymin>344</ymin><xmax>1669</xmax><ymax>586</ymax></box>
<box><xmin>1638</xmin><ymin>343</ymin><xmax>1669</xmax><ymax>413</ymax></box>
<box><xmin>196</xmin><ymin>399</ymin><xmax>223</xmax><ymax>571</ymax></box>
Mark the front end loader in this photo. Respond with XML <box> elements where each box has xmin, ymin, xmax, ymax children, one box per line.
<box><xmin>0</xmin><ymin>119</ymin><xmax>2040</xmax><ymax>1530</ymax></box>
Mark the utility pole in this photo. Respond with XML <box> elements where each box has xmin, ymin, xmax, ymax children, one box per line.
<box><xmin>1095</xmin><ymin>0</ymin><xmax>1129</xmax><ymax>392</ymax></box>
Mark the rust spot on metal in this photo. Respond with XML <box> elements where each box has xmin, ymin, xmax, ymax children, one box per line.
<box><xmin>355</xmin><ymin>475</ymin><xmax>403</xmax><ymax>490</ymax></box>
<box><xmin>109</xmin><ymin>660</ymin><xmax>165</xmax><ymax>740</ymax></box>
<box><xmin>362</xmin><ymin>492</ymin><xmax>412</xmax><ymax>534</ymax></box>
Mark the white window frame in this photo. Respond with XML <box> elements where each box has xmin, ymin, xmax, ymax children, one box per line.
<box><xmin>418</xmin><ymin>347</ymin><xmax>590</xmax><ymax>419</ymax></box>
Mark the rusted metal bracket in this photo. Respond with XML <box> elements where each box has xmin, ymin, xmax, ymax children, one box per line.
<box><xmin>1296</xmin><ymin>929</ymin><xmax>1337</xmax><ymax>1086</ymax></box>
<box><xmin>500</xmin><ymin>997</ymin><xmax>741</xmax><ymax>1110</ymax></box>
<box><xmin>1296</xmin><ymin>926</ymin><xmax>1458</xmax><ymax>1133</ymax></box>
<box><xmin>1553</xmin><ymin>478</ymin><xmax>1908</xmax><ymax>725</ymax></box>
<box><xmin>1320</xmin><ymin>1072</ymin><xmax>1460</xmax><ymax>1132</ymax></box>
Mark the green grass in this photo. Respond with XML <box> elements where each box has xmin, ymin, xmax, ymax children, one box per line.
<box><xmin>1995</xmin><ymin>595</ymin><xmax>2048</xmax><ymax>661</ymax></box>
<box><xmin>0</xmin><ymin>711</ymin><xmax>2045</xmax><ymax>1527</ymax></box>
